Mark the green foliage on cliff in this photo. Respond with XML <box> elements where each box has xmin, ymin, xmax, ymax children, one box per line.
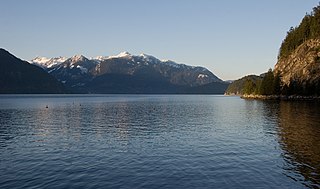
<box><xmin>231</xmin><ymin>3</ymin><xmax>320</xmax><ymax>97</ymax></box>
<box><xmin>277</xmin><ymin>2</ymin><xmax>320</xmax><ymax>96</ymax></box>
<box><xmin>243</xmin><ymin>79</ymin><xmax>256</xmax><ymax>95</ymax></box>
<box><xmin>279</xmin><ymin>4</ymin><xmax>320</xmax><ymax>59</ymax></box>
<box><xmin>235</xmin><ymin>69</ymin><xmax>319</xmax><ymax>96</ymax></box>
<box><xmin>225</xmin><ymin>75</ymin><xmax>261</xmax><ymax>95</ymax></box>
<box><xmin>258</xmin><ymin>69</ymin><xmax>281</xmax><ymax>95</ymax></box>
<box><xmin>226</xmin><ymin>70</ymin><xmax>282</xmax><ymax>96</ymax></box>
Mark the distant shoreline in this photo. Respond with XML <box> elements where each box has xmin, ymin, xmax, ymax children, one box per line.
<box><xmin>240</xmin><ymin>94</ymin><xmax>320</xmax><ymax>101</ymax></box>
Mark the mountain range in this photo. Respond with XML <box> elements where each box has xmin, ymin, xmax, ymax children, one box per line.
<box><xmin>30</xmin><ymin>51</ymin><xmax>228</xmax><ymax>94</ymax></box>
<box><xmin>0</xmin><ymin>49</ymin><xmax>229</xmax><ymax>94</ymax></box>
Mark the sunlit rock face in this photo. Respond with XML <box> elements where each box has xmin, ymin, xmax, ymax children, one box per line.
<box><xmin>275</xmin><ymin>39</ymin><xmax>320</xmax><ymax>87</ymax></box>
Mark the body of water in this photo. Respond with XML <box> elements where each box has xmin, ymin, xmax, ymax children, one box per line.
<box><xmin>0</xmin><ymin>95</ymin><xmax>319</xmax><ymax>188</ymax></box>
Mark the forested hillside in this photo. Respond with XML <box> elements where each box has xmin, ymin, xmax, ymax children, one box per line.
<box><xmin>279</xmin><ymin>4</ymin><xmax>320</xmax><ymax>59</ymax></box>
<box><xmin>228</xmin><ymin>3</ymin><xmax>320</xmax><ymax>97</ymax></box>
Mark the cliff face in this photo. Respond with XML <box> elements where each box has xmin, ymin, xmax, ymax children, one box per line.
<box><xmin>227</xmin><ymin>4</ymin><xmax>320</xmax><ymax>97</ymax></box>
<box><xmin>275</xmin><ymin>39</ymin><xmax>320</xmax><ymax>87</ymax></box>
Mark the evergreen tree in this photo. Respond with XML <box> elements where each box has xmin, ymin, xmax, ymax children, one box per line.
<box><xmin>259</xmin><ymin>69</ymin><xmax>274</xmax><ymax>95</ymax></box>
<box><xmin>279</xmin><ymin>3</ymin><xmax>320</xmax><ymax>59</ymax></box>
<box><xmin>273</xmin><ymin>73</ymin><xmax>281</xmax><ymax>95</ymax></box>
<box><xmin>243</xmin><ymin>79</ymin><xmax>255</xmax><ymax>94</ymax></box>
<box><xmin>254</xmin><ymin>80</ymin><xmax>262</xmax><ymax>94</ymax></box>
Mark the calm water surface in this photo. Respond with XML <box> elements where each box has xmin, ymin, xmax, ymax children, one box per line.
<box><xmin>0</xmin><ymin>95</ymin><xmax>319</xmax><ymax>188</ymax></box>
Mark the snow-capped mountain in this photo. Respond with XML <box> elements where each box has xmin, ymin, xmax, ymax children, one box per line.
<box><xmin>93</xmin><ymin>52</ymin><xmax>221</xmax><ymax>87</ymax></box>
<box><xmin>31</xmin><ymin>56</ymin><xmax>68</xmax><ymax>69</ymax></box>
<box><xmin>29</xmin><ymin>52</ymin><xmax>228</xmax><ymax>93</ymax></box>
<box><xmin>45</xmin><ymin>55</ymin><xmax>98</xmax><ymax>90</ymax></box>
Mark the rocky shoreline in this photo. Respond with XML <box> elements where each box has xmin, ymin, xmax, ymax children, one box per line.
<box><xmin>240</xmin><ymin>94</ymin><xmax>320</xmax><ymax>101</ymax></box>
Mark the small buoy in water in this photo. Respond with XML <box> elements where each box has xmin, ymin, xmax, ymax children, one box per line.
<box><xmin>46</xmin><ymin>105</ymin><xmax>48</xmax><ymax>108</ymax></box>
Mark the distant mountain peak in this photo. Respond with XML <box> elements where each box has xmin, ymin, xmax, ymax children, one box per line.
<box><xmin>119</xmin><ymin>51</ymin><xmax>131</xmax><ymax>56</ymax></box>
<box><xmin>29</xmin><ymin>51</ymin><xmax>223</xmax><ymax>87</ymax></box>
<box><xmin>70</xmin><ymin>55</ymin><xmax>87</xmax><ymax>62</ymax></box>
<box><xmin>32</xmin><ymin>56</ymin><xmax>50</xmax><ymax>63</ymax></box>
<box><xmin>139</xmin><ymin>53</ymin><xmax>154</xmax><ymax>58</ymax></box>
<box><xmin>31</xmin><ymin>56</ymin><xmax>67</xmax><ymax>69</ymax></box>
<box><xmin>138</xmin><ymin>53</ymin><xmax>160</xmax><ymax>62</ymax></box>
<box><xmin>93</xmin><ymin>56</ymin><xmax>108</xmax><ymax>61</ymax></box>
<box><xmin>108</xmin><ymin>51</ymin><xmax>132</xmax><ymax>59</ymax></box>
<box><xmin>160</xmin><ymin>59</ymin><xmax>182</xmax><ymax>68</ymax></box>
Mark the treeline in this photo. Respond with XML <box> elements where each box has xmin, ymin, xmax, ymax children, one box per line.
<box><xmin>279</xmin><ymin>4</ymin><xmax>320</xmax><ymax>59</ymax></box>
<box><xmin>225</xmin><ymin>75</ymin><xmax>261</xmax><ymax>95</ymax></box>
<box><xmin>242</xmin><ymin>69</ymin><xmax>320</xmax><ymax>96</ymax></box>
<box><xmin>240</xmin><ymin>3</ymin><xmax>320</xmax><ymax>97</ymax></box>
<box><xmin>242</xmin><ymin>69</ymin><xmax>281</xmax><ymax>95</ymax></box>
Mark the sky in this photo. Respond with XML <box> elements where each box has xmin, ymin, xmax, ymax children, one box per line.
<box><xmin>1</xmin><ymin>0</ymin><xmax>319</xmax><ymax>80</ymax></box>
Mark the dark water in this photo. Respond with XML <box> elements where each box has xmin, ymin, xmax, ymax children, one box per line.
<box><xmin>0</xmin><ymin>95</ymin><xmax>319</xmax><ymax>189</ymax></box>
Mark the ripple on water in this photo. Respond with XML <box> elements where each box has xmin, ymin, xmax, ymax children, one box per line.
<box><xmin>0</xmin><ymin>95</ymin><xmax>318</xmax><ymax>188</ymax></box>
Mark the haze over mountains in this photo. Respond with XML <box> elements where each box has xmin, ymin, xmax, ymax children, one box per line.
<box><xmin>0</xmin><ymin>49</ymin><xmax>228</xmax><ymax>94</ymax></box>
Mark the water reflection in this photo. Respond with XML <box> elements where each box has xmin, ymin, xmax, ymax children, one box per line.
<box><xmin>276</xmin><ymin>101</ymin><xmax>320</xmax><ymax>188</ymax></box>
<box><xmin>1</xmin><ymin>95</ymin><xmax>320</xmax><ymax>188</ymax></box>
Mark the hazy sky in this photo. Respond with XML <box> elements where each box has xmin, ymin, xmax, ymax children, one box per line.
<box><xmin>1</xmin><ymin>0</ymin><xmax>318</xmax><ymax>80</ymax></box>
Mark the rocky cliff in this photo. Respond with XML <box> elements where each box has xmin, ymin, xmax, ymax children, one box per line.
<box><xmin>275</xmin><ymin>39</ymin><xmax>320</xmax><ymax>88</ymax></box>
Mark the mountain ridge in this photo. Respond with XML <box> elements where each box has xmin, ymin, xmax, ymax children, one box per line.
<box><xmin>30</xmin><ymin>52</ymin><xmax>228</xmax><ymax>94</ymax></box>
<box><xmin>31</xmin><ymin>52</ymin><xmax>219</xmax><ymax>81</ymax></box>
<box><xmin>0</xmin><ymin>48</ymin><xmax>66</xmax><ymax>94</ymax></box>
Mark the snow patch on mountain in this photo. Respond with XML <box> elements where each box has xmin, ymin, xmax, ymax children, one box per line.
<box><xmin>77</xmin><ymin>65</ymin><xmax>88</xmax><ymax>73</ymax></box>
<box><xmin>108</xmin><ymin>51</ymin><xmax>132</xmax><ymax>59</ymax></box>
<box><xmin>93</xmin><ymin>56</ymin><xmax>108</xmax><ymax>61</ymax></box>
<box><xmin>30</xmin><ymin>52</ymin><xmax>222</xmax><ymax>84</ymax></box>
<box><xmin>31</xmin><ymin>56</ymin><xmax>68</xmax><ymax>69</ymax></box>
<box><xmin>70</xmin><ymin>55</ymin><xmax>87</xmax><ymax>64</ymax></box>
<box><xmin>198</xmin><ymin>74</ymin><xmax>208</xmax><ymax>78</ymax></box>
<box><xmin>161</xmin><ymin>60</ymin><xmax>182</xmax><ymax>69</ymax></box>
<box><xmin>31</xmin><ymin>56</ymin><xmax>50</xmax><ymax>64</ymax></box>
<box><xmin>139</xmin><ymin>53</ymin><xmax>157</xmax><ymax>61</ymax></box>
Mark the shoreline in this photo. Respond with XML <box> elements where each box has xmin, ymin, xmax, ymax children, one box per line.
<box><xmin>240</xmin><ymin>94</ymin><xmax>320</xmax><ymax>101</ymax></box>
